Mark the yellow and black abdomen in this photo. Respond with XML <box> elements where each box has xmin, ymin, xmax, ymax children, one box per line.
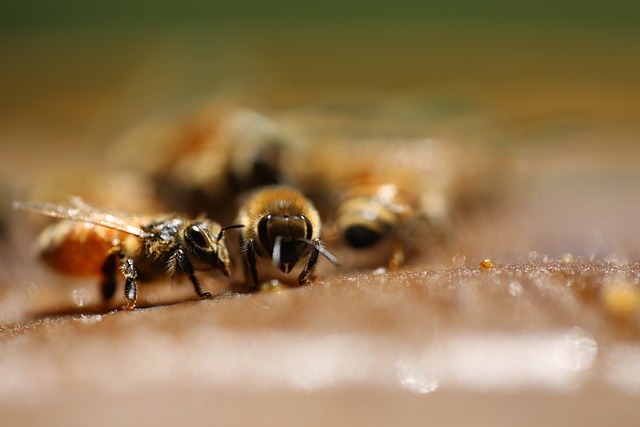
<box><xmin>335</xmin><ymin>195</ymin><xmax>395</xmax><ymax>249</ymax></box>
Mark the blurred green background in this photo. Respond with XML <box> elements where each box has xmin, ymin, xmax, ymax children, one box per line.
<box><xmin>1</xmin><ymin>1</ymin><xmax>639</xmax><ymax>182</ymax></box>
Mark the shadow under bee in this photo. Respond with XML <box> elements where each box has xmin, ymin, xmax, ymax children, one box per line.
<box><xmin>25</xmin><ymin>290</ymin><xmax>243</xmax><ymax>321</ymax></box>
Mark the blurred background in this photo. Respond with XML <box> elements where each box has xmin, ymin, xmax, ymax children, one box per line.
<box><xmin>2</xmin><ymin>1</ymin><xmax>639</xmax><ymax>171</ymax></box>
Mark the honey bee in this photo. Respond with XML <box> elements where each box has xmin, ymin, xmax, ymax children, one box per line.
<box><xmin>334</xmin><ymin>180</ymin><xmax>422</xmax><ymax>269</ymax></box>
<box><xmin>237</xmin><ymin>186</ymin><xmax>339</xmax><ymax>287</ymax></box>
<box><xmin>110</xmin><ymin>105</ymin><xmax>290</xmax><ymax>223</ymax></box>
<box><xmin>14</xmin><ymin>197</ymin><xmax>242</xmax><ymax>309</ymax></box>
<box><xmin>303</xmin><ymin>138</ymin><xmax>496</xmax><ymax>269</ymax></box>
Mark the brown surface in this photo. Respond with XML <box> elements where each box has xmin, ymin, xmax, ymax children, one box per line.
<box><xmin>1</xmin><ymin>261</ymin><xmax>640</xmax><ymax>426</ymax></box>
<box><xmin>3</xmin><ymin>170</ymin><xmax>640</xmax><ymax>426</ymax></box>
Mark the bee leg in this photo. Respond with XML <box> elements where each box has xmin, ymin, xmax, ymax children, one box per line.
<box><xmin>389</xmin><ymin>234</ymin><xmax>405</xmax><ymax>269</ymax></box>
<box><xmin>121</xmin><ymin>257</ymin><xmax>139</xmax><ymax>310</ymax></box>
<box><xmin>173</xmin><ymin>248</ymin><xmax>212</xmax><ymax>300</ymax></box>
<box><xmin>100</xmin><ymin>250</ymin><xmax>119</xmax><ymax>301</ymax></box>
<box><xmin>243</xmin><ymin>238</ymin><xmax>259</xmax><ymax>289</ymax></box>
<box><xmin>298</xmin><ymin>239</ymin><xmax>320</xmax><ymax>285</ymax></box>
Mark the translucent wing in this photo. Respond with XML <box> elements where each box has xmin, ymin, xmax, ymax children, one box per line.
<box><xmin>13</xmin><ymin>197</ymin><xmax>150</xmax><ymax>238</ymax></box>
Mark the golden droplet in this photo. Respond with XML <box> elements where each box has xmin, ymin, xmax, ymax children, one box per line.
<box><xmin>601</xmin><ymin>281</ymin><xmax>640</xmax><ymax>316</ymax></box>
<box><xmin>260</xmin><ymin>279</ymin><xmax>288</xmax><ymax>293</ymax></box>
<box><xmin>479</xmin><ymin>259</ymin><xmax>493</xmax><ymax>269</ymax></box>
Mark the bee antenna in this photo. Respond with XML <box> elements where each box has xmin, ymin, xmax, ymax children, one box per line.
<box><xmin>216</xmin><ymin>224</ymin><xmax>244</xmax><ymax>242</ymax></box>
<box><xmin>272</xmin><ymin>235</ymin><xmax>283</xmax><ymax>268</ymax></box>
<box><xmin>295</xmin><ymin>238</ymin><xmax>341</xmax><ymax>267</ymax></box>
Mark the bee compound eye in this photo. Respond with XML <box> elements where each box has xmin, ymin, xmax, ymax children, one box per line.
<box><xmin>186</xmin><ymin>224</ymin><xmax>208</xmax><ymax>249</ymax></box>
<box><xmin>257</xmin><ymin>215</ymin><xmax>271</xmax><ymax>250</ymax></box>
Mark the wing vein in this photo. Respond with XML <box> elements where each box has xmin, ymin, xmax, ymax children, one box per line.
<box><xmin>14</xmin><ymin>199</ymin><xmax>149</xmax><ymax>239</ymax></box>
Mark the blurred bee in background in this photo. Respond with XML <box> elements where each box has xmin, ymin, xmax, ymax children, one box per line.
<box><xmin>334</xmin><ymin>180</ymin><xmax>421</xmax><ymax>269</ymax></box>
<box><xmin>14</xmin><ymin>197</ymin><xmax>241</xmax><ymax>309</ymax></box>
<box><xmin>109</xmin><ymin>102</ymin><xmax>293</xmax><ymax>224</ymax></box>
<box><xmin>237</xmin><ymin>185</ymin><xmax>339</xmax><ymax>288</ymax></box>
<box><xmin>290</xmin><ymin>137</ymin><xmax>501</xmax><ymax>269</ymax></box>
<box><xmin>106</xmin><ymin>97</ymin><xmax>505</xmax><ymax>272</ymax></box>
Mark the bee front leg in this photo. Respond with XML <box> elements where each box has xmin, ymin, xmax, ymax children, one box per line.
<box><xmin>172</xmin><ymin>248</ymin><xmax>212</xmax><ymax>300</ymax></box>
<box><xmin>298</xmin><ymin>239</ymin><xmax>320</xmax><ymax>285</ymax></box>
<box><xmin>243</xmin><ymin>238</ymin><xmax>259</xmax><ymax>289</ymax></box>
<box><xmin>121</xmin><ymin>257</ymin><xmax>139</xmax><ymax>310</ymax></box>
<box><xmin>100</xmin><ymin>249</ymin><xmax>119</xmax><ymax>302</ymax></box>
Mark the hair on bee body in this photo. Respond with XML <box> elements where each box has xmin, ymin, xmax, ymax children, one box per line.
<box><xmin>14</xmin><ymin>197</ymin><xmax>242</xmax><ymax>309</ymax></box>
<box><xmin>237</xmin><ymin>185</ymin><xmax>339</xmax><ymax>288</ymax></box>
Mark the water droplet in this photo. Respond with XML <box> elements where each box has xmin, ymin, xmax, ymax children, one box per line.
<box><xmin>508</xmin><ymin>281</ymin><xmax>524</xmax><ymax>297</ymax></box>
<box><xmin>555</xmin><ymin>326</ymin><xmax>598</xmax><ymax>372</ymax></box>
<box><xmin>79</xmin><ymin>314</ymin><xmax>103</xmax><ymax>323</ymax></box>
<box><xmin>452</xmin><ymin>253</ymin><xmax>466</xmax><ymax>267</ymax></box>
<box><xmin>372</xmin><ymin>267</ymin><xmax>387</xmax><ymax>275</ymax></box>
<box><xmin>396</xmin><ymin>360</ymin><xmax>439</xmax><ymax>394</ymax></box>
<box><xmin>528</xmin><ymin>251</ymin><xmax>538</xmax><ymax>263</ymax></box>
<box><xmin>72</xmin><ymin>288</ymin><xmax>89</xmax><ymax>307</ymax></box>
<box><xmin>560</xmin><ymin>253</ymin><xmax>574</xmax><ymax>263</ymax></box>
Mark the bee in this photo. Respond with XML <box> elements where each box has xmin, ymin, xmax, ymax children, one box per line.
<box><xmin>110</xmin><ymin>105</ymin><xmax>289</xmax><ymax>224</ymax></box>
<box><xmin>14</xmin><ymin>197</ymin><xmax>242</xmax><ymax>309</ymax></box>
<box><xmin>334</xmin><ymin>181</ymin><xmax>422</xmax><ymax>269</ymax></box>
<box><xmin>304</xmin><ymin>138</ymin><xmax>495</xmax><ymax>269</ymax></box>
<box><xmin>237</xmin><ymin>186</ymin><xmax>339</xmax><ymax>287</ymax></box>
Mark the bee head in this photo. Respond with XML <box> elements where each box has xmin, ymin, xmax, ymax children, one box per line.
<box><xmin>183</xmin><ymin>221</ymin><xmax>233</xmax><ymax>275</ymax></box>
<box><xmin>257</xmin><ymin>214</ymin><xmax>312</xmax><ymax>273</ymax></box>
